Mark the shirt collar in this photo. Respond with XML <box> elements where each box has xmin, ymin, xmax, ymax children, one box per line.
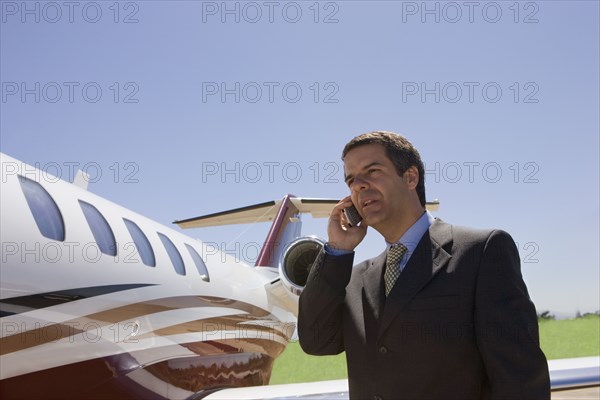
<box><xmin>386</xmin><ymin>210</ymin><xmax>434</xmax><ymax>256</ymax></box>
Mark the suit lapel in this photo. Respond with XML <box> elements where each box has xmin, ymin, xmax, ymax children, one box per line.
<box><xmin>362</xmin><ymin>250</ymin><xmax>387</xmax><ymax>323</ymax></box>
<box><xmin>378</xmin><ymin>219</ymin><xmax>453</xmax><ymax>338</ymax></box>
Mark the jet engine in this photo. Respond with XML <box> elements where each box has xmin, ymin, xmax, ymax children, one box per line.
<box><xmin>278</xmin><ymin>236</ymin><xmax>324</xmax><ymax>297</ymax></box>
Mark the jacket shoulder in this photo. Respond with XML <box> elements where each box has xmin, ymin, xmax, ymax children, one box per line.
<box><xmin>432</xmin><ymin>218</ymin><xmax>514</xmax><ymax>244</ymax></box>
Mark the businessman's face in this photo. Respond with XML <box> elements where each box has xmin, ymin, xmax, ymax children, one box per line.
<box><xmin>344</xmin><ymin>143</ymin><xmax>419</xmax><ymax>239</ymax></box>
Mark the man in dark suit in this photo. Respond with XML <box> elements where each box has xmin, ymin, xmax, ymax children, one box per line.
<box><xmin>298</xmin><ymin>131</ymin><xmax>550</xmax><ymax>400</ymax></box>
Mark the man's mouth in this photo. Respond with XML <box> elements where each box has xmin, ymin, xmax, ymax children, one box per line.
<box><xmin>362</xmin><ymin>199</ymin><xmax>377</xmax><ymax>209</ymax></box>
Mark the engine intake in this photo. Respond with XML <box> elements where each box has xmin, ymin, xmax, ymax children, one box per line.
<box><xmin>279</xmin><ymin>236</ymin><xmax>324</xmax><ymax>296</ymax></box>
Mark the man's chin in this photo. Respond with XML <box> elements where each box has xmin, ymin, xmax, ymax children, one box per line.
<box><xmin>363</xmin><ymin>214</ymin><xmax>384</xmax><ymax>229</ymax></box>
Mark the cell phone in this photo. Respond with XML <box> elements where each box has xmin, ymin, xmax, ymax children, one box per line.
<box><xmin>343</xmin><ymin>204</ymin><xmax>363</xmax><ymax>227</ymax></box>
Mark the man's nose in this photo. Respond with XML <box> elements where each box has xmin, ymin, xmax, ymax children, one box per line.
<box><xmin>351</xmin><ymin>176</ymin><xmax>369</xmax><ymax>192</ymax></box>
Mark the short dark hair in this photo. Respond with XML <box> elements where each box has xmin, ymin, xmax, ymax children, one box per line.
<box><xmin>342</xmin><ymin>131</ymin><xmax>426</xmax><ymax>207</ymax></box>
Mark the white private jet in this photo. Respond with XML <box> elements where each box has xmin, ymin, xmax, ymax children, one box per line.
<box><xmin>0</xmin><ymin>153</ymin><xmax>598</xmax><ymax>399</ymax></box>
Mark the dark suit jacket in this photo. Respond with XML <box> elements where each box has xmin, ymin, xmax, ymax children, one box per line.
<box><xmin>298</xmin><ymin>219</ymin><xmax>550</xmax><ymax>400</ymax></box>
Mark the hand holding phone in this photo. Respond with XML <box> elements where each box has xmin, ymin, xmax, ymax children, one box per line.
<box><xmin>327</xmin><ymin>197</ymin><xmax>367</xmax><ymax>252</ymax></box>
<box><xmin>343</xmin><ymin>204</ymin><xmax>363</xmax><ymax>227</ymax></box>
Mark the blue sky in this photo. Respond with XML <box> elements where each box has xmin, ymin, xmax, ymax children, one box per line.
<box><xmin>1</xmin><ymin>1</ymin><xmax>598</xmax><ymax>315</ymax></box>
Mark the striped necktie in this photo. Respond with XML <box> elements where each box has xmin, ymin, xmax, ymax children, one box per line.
<box><xmin>384</xmin><ymin>243</ymin><xmax>408</xmax><ymax>296</ymax></box>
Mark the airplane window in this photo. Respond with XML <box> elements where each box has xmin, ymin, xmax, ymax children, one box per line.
<box><xmin>158</xmin><ymin>233</ymin><xmax>186</xmax><ymax>276</ymax></box>
<box><xmin>123</xmin><ymin>218</ymin><xmax>156</xmax><ymax>267</ymax></box>
<box><xmin>185</xmin><ymin>244</ymin><xmax>210</xmax><ymax>282</ymax></box>
<box><xmin>79</xmin><ymin>200</ymin><xmax>117</xmax><ymax>256</ymax></box>
<box><xmin>18</xmin><ymin>175</ymin><xmax>65</xmax><ymax>241</ymax></box>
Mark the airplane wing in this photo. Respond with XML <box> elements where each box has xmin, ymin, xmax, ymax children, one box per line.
<box><xmin>548</xmin><ymin>356</ymin><xmax>600</xmax><ymax>390</ymax></box>
<box><xmin>203</xmin><ymin>379</ymin><xmax>348</xmax><ymax>399</ymax></box>
<box><xmin>173</xmin><ymin>197</ymin><xmax>440</xmax><ymax>228</ymax></box>
<box><xmin>203</xmin><ymin>356</ymin><xmax>599</xmax><ymax>400</ymax></box>
<box><xmin>174</xmin><ymin>199</ymin><xmax>282</xmax><ymax>228</ymax></box>
<box><xmin>174</xmin><ymin>196</ymin><xmax>440</xmax><ymax>269</ymax></box>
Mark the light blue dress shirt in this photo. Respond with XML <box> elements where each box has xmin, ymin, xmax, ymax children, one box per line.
<box><xmin>386</xmin><ymin>210</ymin><xmax>434</xmax><ymax>272</ymax></box>
<box><xmin>325</xmin><ymin>211</ymin><xmax>435</xmax><ymax>272</ymax></box>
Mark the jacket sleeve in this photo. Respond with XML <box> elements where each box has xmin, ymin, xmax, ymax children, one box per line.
<box><xmin>297</xmin><ymin>247</ymin><xmax>354</xmax><ymax>356</ymax></box>
<box><xmin>474</xmin><ymin>230</ymin><xmax>551</xmax><ymax>399</ymax></box>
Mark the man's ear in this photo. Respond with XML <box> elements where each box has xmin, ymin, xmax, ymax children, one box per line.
<box><xmin>404</xmin><ymin>166</ymin><xmax>419</xmax><ymax>189</ymax></box>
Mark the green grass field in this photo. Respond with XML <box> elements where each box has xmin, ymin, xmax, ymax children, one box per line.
<box><xmin>269</xmin><ymin>315</ymin><xmax>600</xmax><ymax>385</ymax></box>
<box><xmin>538</xmin><ymin>315</ymin><xmax>600</xmax><ymax>359</ymax></box>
